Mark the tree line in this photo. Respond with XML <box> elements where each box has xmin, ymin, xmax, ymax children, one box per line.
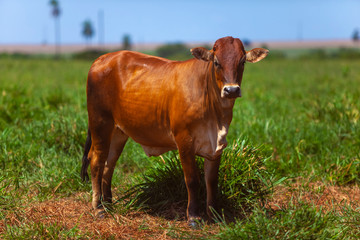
<box><xmin>48</xmin><ymin>0</ymin><xmax>132</xmax><ymax>57</ymax></box>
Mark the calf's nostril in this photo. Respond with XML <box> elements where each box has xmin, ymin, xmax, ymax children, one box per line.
<box><xmin>224</xmin><ymin>87</ymin><xmax>231</xmax><ymax>93</ymax></box>
<box><xmin>225</xmin><ymin>86</ymin><xmax>239</xmax><ymax>94</ymax></box>
<box><xmin>222</xmin><ymin>86</ymin><xmax>241</xmax><ymax>98</ymax></box>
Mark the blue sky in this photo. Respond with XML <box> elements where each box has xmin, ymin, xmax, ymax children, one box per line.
<box><xmin>0</xmin><ymin>0</ymin><xmax>359</xmax><ymax>44</ymax></box>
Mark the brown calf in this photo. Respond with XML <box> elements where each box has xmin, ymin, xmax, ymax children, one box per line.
<box><xmin>81</xmin><ymin>36</ymin><xmax>268</xmax><ymax>224</ymax></box>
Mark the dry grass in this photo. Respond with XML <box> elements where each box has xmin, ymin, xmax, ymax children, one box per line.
<box><xmin>2</xmin><ymin>182</ymin><xmax>360</xmax><ymax>239</ymax></box>
<box><xmin>269</xmin><ymin>180</ymin><xmax>360</xmax><ymax>212</ymax></box>
<box><xmin>0</xmin><ymin>193</ymin><xmax>217</xmax><ymax>239</ymax></box>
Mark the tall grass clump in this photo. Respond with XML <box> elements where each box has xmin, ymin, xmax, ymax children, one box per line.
<box><xmin>123</xmin><ymin>139</ymin><xmax>274</xmax><ymax>219</ymax></box>
<box><xmin>217</xmin><ymin>139</ymin><xmax>275</xmax><ymax>216</ymax></box>
<box><xmin>122</xmin><ymin>152</ymin><xmax>189</xmax><ymax>213</ymax></box>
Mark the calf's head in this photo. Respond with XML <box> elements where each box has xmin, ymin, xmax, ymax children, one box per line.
<box><xmin>191</xmin><ymin>36</ymin><xmax>269</xmax><ymax>99</ymax></box>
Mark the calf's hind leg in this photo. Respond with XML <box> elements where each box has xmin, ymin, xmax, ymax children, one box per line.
<box><xmin>88</xmin><ymin>118</ymin><xmax>114</xmax><ymax>215</ymax></box>
<box><xmin>102</xmin><ymin>128</ymin><xmax>128</xmax><ymax>204</ymax></box>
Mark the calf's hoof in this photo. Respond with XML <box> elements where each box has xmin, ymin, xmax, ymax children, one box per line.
<box><xmin>188</xmin><ymin>216</ymin><xmax>201</xmax><ymax>229</ymax></box>
<box><xmin>95</xmin><ymin>208</ymin><xmax>107</xmax><ymax>218</ymax></box>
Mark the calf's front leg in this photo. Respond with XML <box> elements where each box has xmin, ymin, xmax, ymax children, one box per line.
<box><xmin>176</xmin><ymin>133</ymin><xmax>200</xmax><ymax>224</ymax></box>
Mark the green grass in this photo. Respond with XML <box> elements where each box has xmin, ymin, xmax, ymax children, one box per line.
<box><xmin>3</xmin><ymin>222</ymin><xmax>92</xmax><ymax>240</ymax></box>
<box><xmin>0</xmin><ymin>59</ymin><xmax>90</xmax><ymax>198</ymax></box>
<box><xmin>231</xmin><ymin>58</ymin><xmax>360</xmax><ymax>183</ymax></box>
<box><xmin>1</xmin><ymin>56</ymin><xmax>360</xmax><ymax>238</ymax></box>
<box><xmin>216</xmin><ymin>201</ymin><xmax>360</xmax><ymax>239</ymax></box>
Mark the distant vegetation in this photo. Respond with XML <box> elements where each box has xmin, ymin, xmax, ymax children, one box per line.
<box><xmin>72</xmin><ymin>49</ymin><xmax>108</xmax><ymax>61</ymax></box>
<box><xmin>1</xmin><ymin>44</ymin><xmax>360</xmax><ymax>62</ymax></box>
<box><xmin>155</xmin><ymin>42</ymin><xmax>192</xmax><ymax>60</ymax></box>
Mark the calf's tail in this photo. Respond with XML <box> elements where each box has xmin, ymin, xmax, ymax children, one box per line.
<box><xmin>81</xmin><ymin>128</ymin><xmax>92</xmax><ymax>182</ymax></box>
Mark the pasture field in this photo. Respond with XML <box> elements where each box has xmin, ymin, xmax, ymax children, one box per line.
<box><xmin>1</xmin><ymin>55</ymin><xmax>360</xmax><ymax>239</ymax></box>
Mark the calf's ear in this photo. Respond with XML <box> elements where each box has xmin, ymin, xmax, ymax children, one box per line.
<box><xmin>190</xmin><ymin>47</ymin><xmax>214</xmax><ymax>62</ymax></box>
<box><xmin>246</xmin><ymin>48</ymin><xmax>269</xmax><ymax>63</ymax></box>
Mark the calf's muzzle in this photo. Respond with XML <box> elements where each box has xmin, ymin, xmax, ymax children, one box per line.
<box><xmin>222</xmin><ymin>85</ymin><xmax>241</xmax><ymax>98</ymax></box>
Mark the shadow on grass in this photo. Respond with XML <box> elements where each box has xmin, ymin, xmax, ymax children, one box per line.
<box><xmin>117</xmin><ymin>139</ymin><xmax>282</xmax><ymax>223</ymax></box>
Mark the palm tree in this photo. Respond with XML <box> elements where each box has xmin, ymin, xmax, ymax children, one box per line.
<box><xmin>82</xmin><ymin>20</ymin><xmax>95</xmax><ymax>47</ymax></box>
<box><xmin>352</xmin><ymin>29</ymin><xmax>359</xmax><ymax>43</ymax></box>
<box><xmin>122</xmin><ymin>34</ymin><xmax>132</xmax><ymax>50</ymax></box>
<box><xmin>49</xmin><ymin>0</ymin><xmax>61</xmax><ymax>58</ymax></box>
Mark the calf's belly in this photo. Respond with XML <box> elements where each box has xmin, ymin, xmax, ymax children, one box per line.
<box><xmin>115</xmin><ymin>123</ymin><xmax>177</xmax><ymax>154</ymax></box>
